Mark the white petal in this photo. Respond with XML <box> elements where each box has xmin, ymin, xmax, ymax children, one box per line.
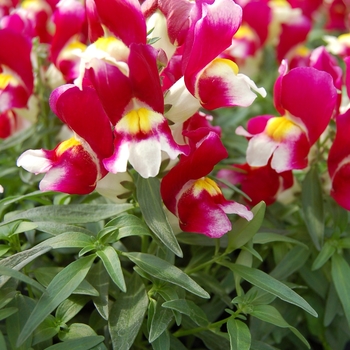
<box><xmin>17</xmin><ymin>150</ymin><xmax>52</xmax><ymax>174</ymax></box>
<box><xmin>103</xmin><ymin>142</ymin><xmax>130</xmax><ymax>174</ymax></box>
<box><xmin>164</xmin><ymin>77</ymin><xmax>201</xmax><ymax>123</ymax></box>
<box><xmin>129</xmin><ymin>139</ymin><xmax>161</xmax><ymax>178</ymax></box>
<box><xmin>246</xmin><ymin>135</ymin><xmax>277</xmax><ymax>167</ymax></box>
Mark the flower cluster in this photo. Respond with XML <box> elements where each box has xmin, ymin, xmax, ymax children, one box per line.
<box><xmin>3</xmin><ymin>0</ymin><xmax>270</xmax><ymax>238</ymax></box>
<box><xmin>3</xmin><ymin>0</ymin><xmax>350</xmax><ymax>237</ymax></box>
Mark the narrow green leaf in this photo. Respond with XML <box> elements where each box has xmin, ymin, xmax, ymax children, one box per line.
<box><xmin>109</xmin><ymin>273</ymin><xmax>148</xmax><ymax>350</ymax></box>
<box><xmin>6</xmin><ymin>295</ymin><xmax>35</xmax><ymax>350</ymax></box>
<box><xmin>55</xmin><ymin>295</ymin><xmax>89</xmax><ymax>324</ymax></box>
<box><xmin>136</xmin><ymin>176</ymin><xmax>182</xmax><ymax>257</ymax></box>
<box><xmin>0</xmin><ymin>221</ymin><xmax>38</xmax><ymax>237</ymax></box>
<box><xmin>162</xmin><ymin>299</ymin><xmax>209</xmax><ymax>327</ymax></box>
<box><xmin>324</xmin><ymin>282</ymin><xmax>341</xmax><ymax>327</ymax></box>
<box><xmin>36</xmin><ymin>232</ymin><xmax>94</xmax><ymax>250</ymax></box>
<box><xmin>45</xmin><ymin>336</ymin><xmax>105</xmax><ymax>350</ymax></box>
<box><xmin>250</xmin><ymin>304</ymin><xmax>310</xmax><ymax>349</ymax></box>
<box><xmin>227</xmin><ymin>318</ymin><xmax>251</xmax><ymax>350</ymax></box>
<box><xmin>3</xmin><ymin>203</ymin><xmax>133</xmax><ymax>225</ymax></box>
<box><xmin>331</xmin><ymin>253</ymin><xmax>350</xmax><ymax>328</ymax></box>
<box><xmin>226</xmin><ymin>201</ymin><xmax>266</xmax><ymax>253</ymax></box>
<box><xmin>220</xmin><ymin>261</ymin><xmax>317</xmax><ymax>317</ymax></box>
<box><xmin>104</xmin><ymin>214</ymin><xmax>150</xmax><ymax>240</ymax></box>
<box><xmin>35</xmin><ymin>222</ymin><xmax>93</xmax><ymax>236</ymax></box>
<box><xmin>149</xmin><ymin>301</ymin><xmax>173</xmax><ymax>342</ymax></box>
<box><xmin>301</xmin><ymin>167</ymin><xmax>324</xmax><ymax>250</ymax></box>
<box><xmin>0</xmin><ymin>245</ymin><xmax>51</xmax><ymax>287</ymax></box>
<box><xmin>17</xmin><ymin>255</ymin><xmax>95</xmax><ymax>347</ymax></box>
<box><xmin>87</xmin><ymin>261</ymin><xmax>110</xmax><ymax>320</ymax></box>
<box><xmin>152</xmin><ymin>329</ymin><xmax>170</xmax><ymax>350</ymax></box>
<box><xmin>124</xmin><ymin>252</ymin><xmax>210</xmax><ymax>299</ymax></box>
<box><xmin>270</xmin><ymin>246</ymin><xmax>310</xmax><ymax>280</ymax></box>
<box><xmin>253</xmin><ymin>232</ymin><xmax>308</xmax><ymax>250</ymax></box>
<box><xmin>32</xmin><ymin>314</ymin><xmax>59</xmax><ymax>345</ymax></box>
<box><xmin>0</xmin><ymin>307</ymin><xmax>18</xmax><ymax>321</ymax></box>
<box><xmin>0</xmin><ymin>331</ymin><xmax>7</xmax><ymax>350</ymax></box>
<box><xmin>0</xmin><ymin>264</ymin><xmax>45</xmax><ymax>292</ymax></box>
<box><xmin>59</xmin><ymin>323</ymin><xmax>97</xmax><ymax>341</ymax></box>
<box><xmin>96</xmin><ymin>246</ymin><xmax>126</xmax><ymax>292</ymax></box>
<box><xmin>312</xmin><ymin>240</ymin><xmax>336</xmax><ymax>270</ymax></box>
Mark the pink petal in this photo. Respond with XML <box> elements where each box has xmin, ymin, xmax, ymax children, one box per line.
<box><xmin>49</xmin><ymin>85</ymin><xmax>114</xmax><ymax>160</ymax></box>
<box><xmin>94</xmin><ymin>0</ymin><xmax>147</xmax><ymax>46</ymax></box>
<box><xmin>280</xmin><ymin>67</ymin><xmax>337</xmax><ymax>145</ymax></box>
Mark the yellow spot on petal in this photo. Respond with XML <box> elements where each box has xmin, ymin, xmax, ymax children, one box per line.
<box><xmin>295</xmin><ymin>45</ymin><xmax>310</xmax><ymax>57</ymax></box>
<box><xmin>0</xmin><ymin>74</ymin><xmax>15</xmax><ymax>89</ymax></box>
<box><xmin>266</xmin><ymin>117</ymin><xmax>299</xmax><ymax>142</ymax></box>
<box><xmin>56</xmin><ymin>137</ymin><xmax>81</xmax><ymax>156</ymax></box>
<box><xmin>211</xmin><ymin>58</ymin><xmax>239</xmax><ymax>75</ymax></box>
<box><xmin>95</xmin><ymin>37</ymin><xmax>120</xmax><ymax>51</ymax></box>
<box><xmin>66</xmin><ymin>40</ymin><xmax>87</xmax><ymax>51</ymax></box>
<box><xmin>234</xmin><ymin>24</ymin><xmax>255</xmax><ymax>41</ymax></box>
<box><xmin>193</xmin><ymin>177</ymin><xmax>222</xmax><ymax>197</ymax></box>
<box><xmin>117</xmin><ymin>107</ymin><xmax>163</xmax><ymax>135</ymax></box>
<box><xmin>339</xmin><ymin>33</ymin><xmax>350</xmax><ymax>45</ymax></box>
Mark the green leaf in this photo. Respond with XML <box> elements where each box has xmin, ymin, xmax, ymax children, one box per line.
<box><xmin>59</xmin><ymin>323</ymin><xmax>97</xmax><ymax>341</ymax></box>
<box><xmin>324</xmin><ymin>282</ymin><xmax>341</xmax><ymax>327</ymax></box>
<box><xmin>162</xmin><ymin>299</ymin><xmax>209</xmax><ymax>327</ymax></box>
<box><xmin>220</xmin><ymin>261</ymin><xmax>317</xmax><ymax>317</ymax></box>
<box><xmin>6</xmin><ymin>295</ymin><xmax>35</xmax><ymax>350</ymax></box>
<box><xmin>152</xmin><ymin>330</ymin><xmax>170</xmax><ymax>350</ymax></box>
<box><xmin>35</xmin><ymin>222</ymin><xmax>93</xmax><ymax>236</ymax></box>
<box><xmin>0</xmin><ymin>307</ymin><xmax>18</xmax><ymax>321</ymax></box>
<box><xmin>136</xmin><ymin>176</ymin><xmax>182</xmax><ymax>257</ymax></box>
<box><xmin>253</xmin><ymin>232</ymin><xmax>308</xmax><ymax>250</ymax></box>
<box><xmin>36</xmin><ymin>232</ymin><xmax>94</xmax><ymax>250</ymax></box>
<box><xmin>17</xmin><ymin>255</ymin><xmax>95</xmax><ymax>347</ymax></box>
<box><xmin>250</xmin><ymin>304</ymin><xmax>310</xmax><ymax>349</ymax></box>
<box><xmin>301</xmin><ymin>166</ymin><xmax>324</xmax><ymax>250</ymax></box>
<box><xmin>0</xmin><ymin>264</ymin><xmax>45</xmax><ymax>292</ymax></box>
<box><xmin>0</xmin><ymin>221</ymin><xmax>38</xmax><ymax>237</ymax></box>
<box><xmin>331</xmin><ymin>253</ymin><xmax>350</xmax><ymax>328</ymax></box>
<box><xmin>149</xmin><ymin>301</ymin><xmax>173</xmax><ymax>342</ymax></box>
<box><xmin>96</xmin><ymin>246</ymin><xmax>126</xmax><ymax>292</ymax></box>
<box><xmin>45</xmin><ymin>336</ymin><xmax>105</xmax><ymax>350</ymax></box>
<box><xmin>109</xmin><ymin>273</ymin><xmax>148</xmax><ymax>350</ymax></box>
<box><xmin>87</xmin><ymin>261</ymin><xmax>110</xmax><ymax>320</ymax></box>
<box><xmin>312</xmin><ymin>240</ymin><xmax>336</xmax><ymax>270</ymax></box>
<box><xmin>270</xmin><ymin>246</ymin><xmax>310</xmax><ymax>280</ymax></box>
<box><xmin>0</xmin><ymin>331</ymin><xmax>7</xmax><ymax>350</ymax></box>
<box><xmin>124</xmin><ymin>252</ymin><xmax>209</xmax><ymax>299</ymax></box>
<box><xmin>104</xmin><ymin>214</ymin><xmax>150</xmax><ymax>240</ymax></box>
<box><xmin>227</xmin><ymin>318</ymin><xmax>251</xmax><ymax>350</ymax></box>
<box><xmin>226</xmin><ymin>201</ymin><xmax>266</xmax><ymax>253</ymax></box>
<box><xmin>32</xmin><ymin>314</ymin><xmax>60</xmax><ymax>345</ymax></box>
<box><xmin>55</xmin><ymin>295</ymin><xmax>89</xmax><ymax>324</ymax></box>
<box><xmin>0</xmin><ymin>245</ymin><xmax>51</xmax><ymax>287</ymax></box>
<box><xmin>3</xmin><ymin>203</ymin><xmax>133</xmax><ymax>225</ymax></box>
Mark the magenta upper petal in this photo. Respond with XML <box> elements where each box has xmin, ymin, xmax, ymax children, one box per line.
<box><xmin>88</xmin><ymin>59</ymin><xmax>133</xmax><ymax>125</ymax></box>
<box><xmin>184</xmin><ymin>0</ymin><xmax>242</xmax><ymax>92</ymax></box>
<box><xmin>280</xmin><ymin>67</ymin><xmax>337</xmax><ymax>145</ymax></box>
<box><xmin>49</xmin><ymin>85</ymin><xmax>113</xmax><ymax>160</ymax></box>
<box><xmin>128</xmin><ymin>43</ymin><xmax>164</xmax><ymax>114</ymax></box>
<box><xmin>50</xmin><ymin>0</ymin><xmax>86</xmax><ymax>64</ymax></box>
<box><xmin>161</xmin><ymin>131</ymin><xmax>228</xmax><ymax>214</ymax></box>
<box><xmin>94</xmin><ymin>0</ymin><xmax>147</xmax><ymax>46</ymax></box>
<box><xmin>0</xmin><ymin>28</ymin><xmax>33</xmax><ymax>94</ymax></box>
<box><xmin>177</xmin><ymin>188</ymin><xmax>233</xmax><ymax>238</ymax></box>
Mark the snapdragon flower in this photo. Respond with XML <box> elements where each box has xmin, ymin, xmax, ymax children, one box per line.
<box><xmin>236</xmin><ymin>61</ymin><xmax>337</xmax><ymax>172</ymax></box>
<box><xmin>161</xmin><ymin>131</ymin><xmax>252</xmax><ymax>238</ymax></box>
